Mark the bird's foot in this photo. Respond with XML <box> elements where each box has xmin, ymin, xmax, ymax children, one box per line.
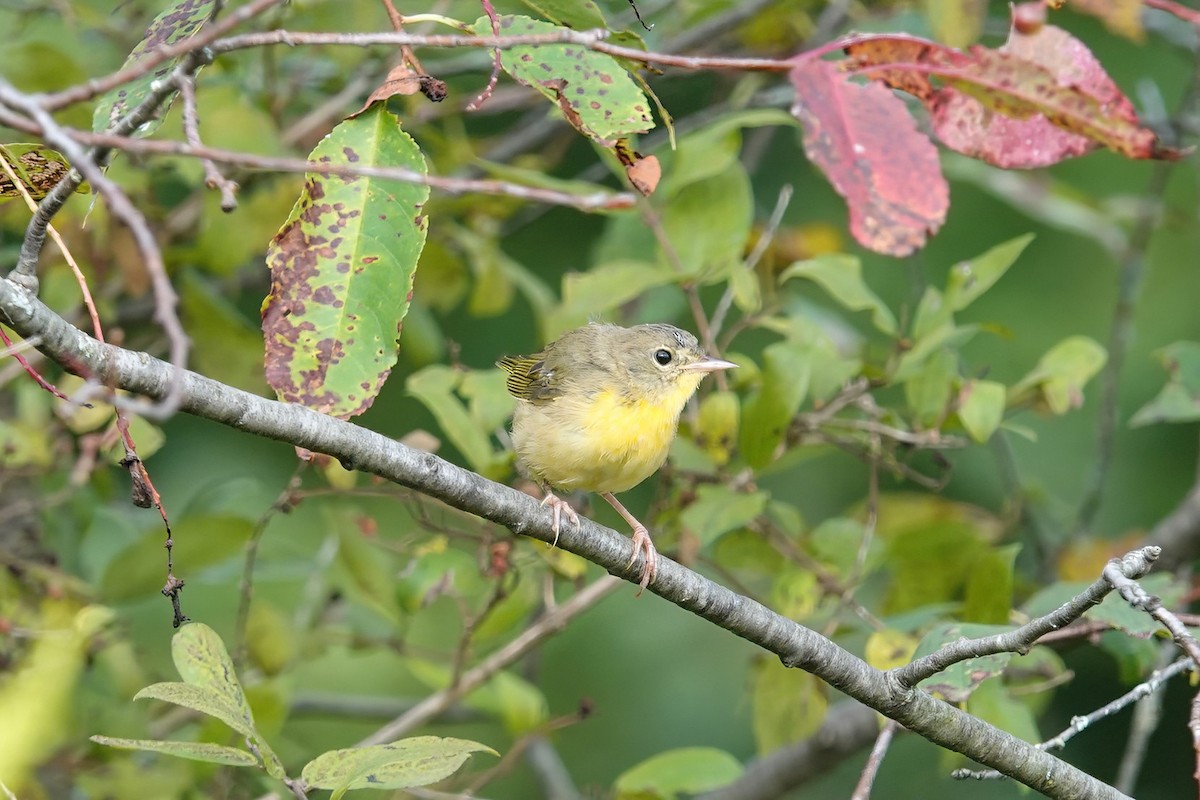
<box><xmin>628</xmin><ymin>525</ymin><xmax>658</xmax><ymax>595</ymax></box>
<box><xmin>540</xmin><ymin>491</ymin><xmax>580</xmax><ymax>548</ymax></box>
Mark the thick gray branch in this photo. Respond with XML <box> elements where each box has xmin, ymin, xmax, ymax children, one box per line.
<box><xmin>0</xmin><ymin>277</ymin><xmax>1130</xmax><ymax>800</ymax></box>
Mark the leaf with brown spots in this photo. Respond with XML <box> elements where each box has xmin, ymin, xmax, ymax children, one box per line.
<box><xmin>0</xmin><ymin>144</ymin><xmax>83</xmax><ymax>200</ymax></box>
<box><xmin>93</xmin><ymin>0</ymin><xmax>215</xmax><ymax>135</ymax></box>
<box><xmin>472</xmin><ymin>15</ymin><xmax>655</xmax><ymax>144</ymax></box>
<box><xmin>262</xmin><ymin>106</ymin><xmax>429</xmax><ymax>419</ymax></box>
<box><xmin>845</xmin><ymin>8</ymin><xmax>1181</xmax><ymax>167</ymax></box>
<box><xmin>789</xmin><ymin>58</ymin><xmax>948</xmax><ymax>257</ymax></box>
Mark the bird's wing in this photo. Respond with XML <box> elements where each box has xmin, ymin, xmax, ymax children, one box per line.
<box><xmin>496</xmin><ymin>353</ymin><xmax>561</xmax><ymax>402</ymax></box>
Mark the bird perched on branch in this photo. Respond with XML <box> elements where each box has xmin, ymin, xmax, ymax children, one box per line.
<box><xmin>497</xmin><ymin>322</ymin><xmax>736</xmax><ymax>592</ymax></box>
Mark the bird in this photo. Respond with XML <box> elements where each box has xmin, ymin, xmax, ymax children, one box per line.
<box><xmin>497</xmin><ymin>322</ymin><xmax>736</xmax><ymax>591</ymax></box>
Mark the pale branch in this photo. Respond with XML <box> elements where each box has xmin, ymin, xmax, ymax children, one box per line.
<box><xmin>0</xmin><ymin>115</ymin><xmax>637</xmax><ymax>213</ymax></box>
<box><xmin>699</xmin><ymin>703</ymin><xmax>881</xmax><ymax>800</ymax></box>
<box><xmin>37</xmin><ymin>0</ymin><xmax>289</xmax><ymax>111</ymax></box>
<box><xmin>0</xmin><ymin>79</ymin><xmax>189</xmax><ymax>420</ymax></box>
<box><xmin>952</xmin><ymin>656</ymin><xmax>1195</xmax><ymax>782</ymax></box>
<box><xmin>0</xmin><ymin>276</ymin><xmax>1135</xmax><ymax>800</ymax></box>
<box><xmin>206</xmin><ymin>28</ymin><xmax>794</xmax><ymax>73</ymax></box>
<box><xmin>894</xmin><ymin>547</ymin><xmax>1161</xmax><ymax>689</ymax></box>
<box><xmin>851</xmin><ymin>719</ymin><xmax>900</xmax><ymax>800</ymax></box>
<box><xmin>358</xmin><ymin>575</ymin><xmax>621</xmax><ymax>746</ymax></box>
<box><xmin>1115</xmin><ymin>645</ymin><xmax>1178</xmax><ymax>793</ymax></box>
<box><xmin>1102</xmin><ymin>560</ymin><xmax>1200</xmax><ymax>668</ymax></box>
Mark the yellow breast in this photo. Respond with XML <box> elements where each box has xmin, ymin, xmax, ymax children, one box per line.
<box><xmin>511</xmin><ymin>375</ymin><xmax>703</xmax><ymax>494</ymax></box>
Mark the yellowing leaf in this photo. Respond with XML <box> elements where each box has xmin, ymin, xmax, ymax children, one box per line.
<box><xmin>750</xmin><ymin>659</ymin><xmax>827</xmax><ymax>754</ymax></box>
<box><xmin>615</xmin><ymin>747</ymin><xmax>743</xmax><ymax>799</ymax></box>
<box><xmin>865</xmin><ymin>629</ymin><xmax>919</xmax><ymax>671</ymax></box>
<box><xmin>957</xmin><ymin>379</ymin><xmax>1006</xmax><ymax>442</ymax></box>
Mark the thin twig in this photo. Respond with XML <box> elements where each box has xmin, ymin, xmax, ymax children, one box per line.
<box><xmin>178</xmin><ymin>74</ymin><xmax>239</xmax><ymax>211</ymax></box>
<box><xmin>357</xmin><ymin>575</ymin><xmax>620</xmax><ymax>746</ymax></box>
<box><xmin>953</xmin><ymin>656</ymin><xmax>1195</xmax><ymax>781</ymax></box>
<box><xmin>0</xmin><ymin>79</ymin><xmax>190</xmax><ymax>420</ymax></box>
<box><xmin>896</xmin><ymin>547</ymin><xmax>1161</xmax><ymax>688</ymax></box>
<box><xmin>0</xmin><ymin>118</ymin><xmax>637</xmax><ymax>213</ymax></box>
<box><xmin>39</xmin><ymin>0</ymin><xmax>289</xmax><ymax>110</ymax></box>
<box><xmin>709</xmin><ymin>184</ymin><xmax>794</xmax><ymax>344</ymax></box>
<box><xmin>850</xmin><ymin>720</ymin><xmax>899</xmax><ymax>800</ymax></box>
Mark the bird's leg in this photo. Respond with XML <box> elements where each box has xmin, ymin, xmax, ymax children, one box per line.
<box><xmin>600</xmin><ymin>492</ymin><xmax>657</xmax><ymax>594</ymax></box>
<box><xmin>539</xmin><ymin>490</ymin><xmax>580</xmax><ymax>548</ymax></box>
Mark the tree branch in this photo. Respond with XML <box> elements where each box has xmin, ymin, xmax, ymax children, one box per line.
<box><xmin>699</xmin><ymin>703</ymin><xmax>881</xmax><ymax>800</ymax></box>
<box><xmin>0</xmin><ymin>277</ymin><xmax>1134</xmax><ymax>799</ymax></box>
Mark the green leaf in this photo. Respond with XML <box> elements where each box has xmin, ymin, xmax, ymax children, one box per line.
<box><xmin>963</xmin><ymin>544</ymin><xmax>1019</xmax><ymax>624</ymax></box>
<box><xmin>965</xmin><ymin>678</ymin><xmax>1040</xmax><ymax>743</ymax></box>
<box><xmin>944</xmin><ymin>234</ymin><xmax>1034</xmax><ymax>312</ymax></box>
<box><xmin>615</xmin><ymin>747</ymin><xmax>743</xmax><ymax>799</ymax></box>
<box><xmin>407</xmin><ymin>365</ymin><xmax>508</xmax><ymax>478</ymax></box>
<box><xmin>179</xmin><ymin>272</ymin><xmax>270</xmax><ymax>395</ymax></box>
<box><xmin>460</xmin><ymin>369</ymin><xmax>516</xmax><ymax>434</ymax></box>
<box><xmin>301</xmin><ymin>736</ymin><xmax>497</xmax><ymax>795</ymax></box>
<box><xmin>1089</xmin><ymin>573</ymin><xmax>1186</xmax><ymax>637</ymax></box>
<box><xmin>750</xmin><ymin>659</ymin><xmax>828</xmax><ymax>754</ymax></box>
<box><xmin>739</xmin><ymin>340</ymin><xmax>812</xmax><ymax>469</ymax></box>
<box><xmin>333</xmin><ymin>513</ymin><xmax>403</xmax><ymax>624</ymax></box>
<box><xmin>515</xmin><ymin>0</ymin><xmax>607</xmax><ymax>29</ymax></box>
<box><xmin>172</xmin><ymin>623</ymin><xmax>247</xmax><ymax>707</ymax></box>
<box><xmin>100</xmin><ymin>515</ymin><xmax>252</xmax><ymax>601</ymax></box>
<box><xmin>913</xmin><ymin>623</ymin><xmax>1014</xmax><ymax>702</ymax></box>
<box><xmin>956</xmin><ymin>379</ymin><xmax>1006</xmax><ymax>442</ymax></box>
<box><xmin>892</xmin><ymin>322</ymin><xmax>978</xmax><ymax>382</ymax></box>
<box><xmin>904</xmin><ymin>348</ymin><xmax>956</xmax><ymax>426</ymax></box>
<box><xmin>93</xmin><ymin>0</ymin><xmax>215</xmax><ymax>134</ymax></box>
<box><xmin>408</xmin><ymin>659</ymin><xmax>548</xmax><ymax>734</ymax></box>
<box><xmin>772</xmin><ymin>315</ymin><xmax>862</xmax><ymax>403</ymax></box>
<box><xmin>477</xmin><ymin>15</ymin><xmax>654</xmax><ymax>143</ymax></box>
<box><xmin>910</xmin><ymin>286</ymin><xmax>949</xmax><ymax>342</ymax></box>
<box><xmin>679</xmin><ymin>485</ymin><xmax>769</xmax><ymax>549</ymax></box>
<box><xmin>544</xmin><ymin>260</ymin><xmax>677</xmax><ymax>338</ymax></box>
<box><xmin>135</xmin><ymin>683</ymin><xmax>255</xmax><ymax>740</ymax></box>
<box><xmin>780</xmin><ymin>254</ymin><xmax>897</xmax><ymax>335</ymax></box>
<box><xmin>262</xmin><ymin>106</ymin><xmax>429</xmax><ymax>419</ymax></box>
<box><xmin>1131</xmin><ymin>341</ymin><xmax>1200</xmax><ymax>426</ymax></box>
<box><xmin>661</xmin><ymin>163</ymin><xmax>753</xmax><ymax>280</ymax></box>
<box><xmin>668</xmin><ymin>109</ymin><xmax>796</xmax><ymax>195</ymax></box>
<box><xmin>810</xmin><ymin>517</ymin><xmax>877</xmax><ymax>576</ymax></box>
<box><xmin>1010</xmin><ymin>336</ymin><xmax>1107</xmax><ymax>414</ymax></box>
<box><xmin>90</xmin><ymin>736</ymin><xmax>259</xmax><ymax>768</ymax></box>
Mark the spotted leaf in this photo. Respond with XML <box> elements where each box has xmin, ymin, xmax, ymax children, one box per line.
<box><xmin>93</xmin><ymin>0</ymin><xmax>215</xmax><ymax>135</ymax></box>
<box><xmin>262</xmin><ymin>106</ymin><xmax>429</xmax><ymax>418</ymax></box>
<box><xmin>474</xmin><ymin>15</ymin><xmax>654</xmax><ymax>144</ymax></box>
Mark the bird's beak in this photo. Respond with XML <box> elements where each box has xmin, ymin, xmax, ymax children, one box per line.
<box><xmin>680</xmin><ymin>356</ymin><xmax>738</xmax><ymax>373</ymax></box>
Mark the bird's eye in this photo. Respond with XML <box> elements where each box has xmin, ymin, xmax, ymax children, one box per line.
<box><xmin>654</xmin><ymin>349</ymin><xmax>673</xmax><ymax>366</ymax></box>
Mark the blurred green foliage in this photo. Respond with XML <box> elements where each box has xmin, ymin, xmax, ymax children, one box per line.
<box><xmin>2</xmin><ymin>0</ymin><xmax>1199</xmax><ymax>798</ymax></box>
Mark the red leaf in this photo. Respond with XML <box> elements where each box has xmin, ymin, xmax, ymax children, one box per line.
<box><xmin>846</xmin><ymin>11</ymin><xmax>1183</xmax><ymax>168</ymax></box>
<box><xmin>789</xmin><ymin>58</ymin><xmax>948</xmax><ymax>257</ymax></box>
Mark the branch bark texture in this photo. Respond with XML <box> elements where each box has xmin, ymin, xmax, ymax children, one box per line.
<box><xmin>0</xmin><ymin>278</ymin><xmax>1131</xmax><ymax>800</ymax></box>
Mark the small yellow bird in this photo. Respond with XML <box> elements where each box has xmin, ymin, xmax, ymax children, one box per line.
<box><xmin>497</xmin><ymin>323</ymin><xmax>736</xmax><ymax>591</ymax></box>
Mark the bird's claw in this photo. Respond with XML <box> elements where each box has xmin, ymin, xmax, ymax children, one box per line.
<box><xmin>540</xmin><ymin>491</ymin><xmax>580</xmax><ymax>548</ymax></box>
<box><xmin>628</xmin><ymin>526</ymin><xmax>658</xmax><ymax>595</ymax></box>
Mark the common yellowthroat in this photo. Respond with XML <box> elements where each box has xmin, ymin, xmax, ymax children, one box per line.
<box><xmin>497</xmin><ymin>323</ymin><xmax>736</xmax><ymax>591</ymax></box>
